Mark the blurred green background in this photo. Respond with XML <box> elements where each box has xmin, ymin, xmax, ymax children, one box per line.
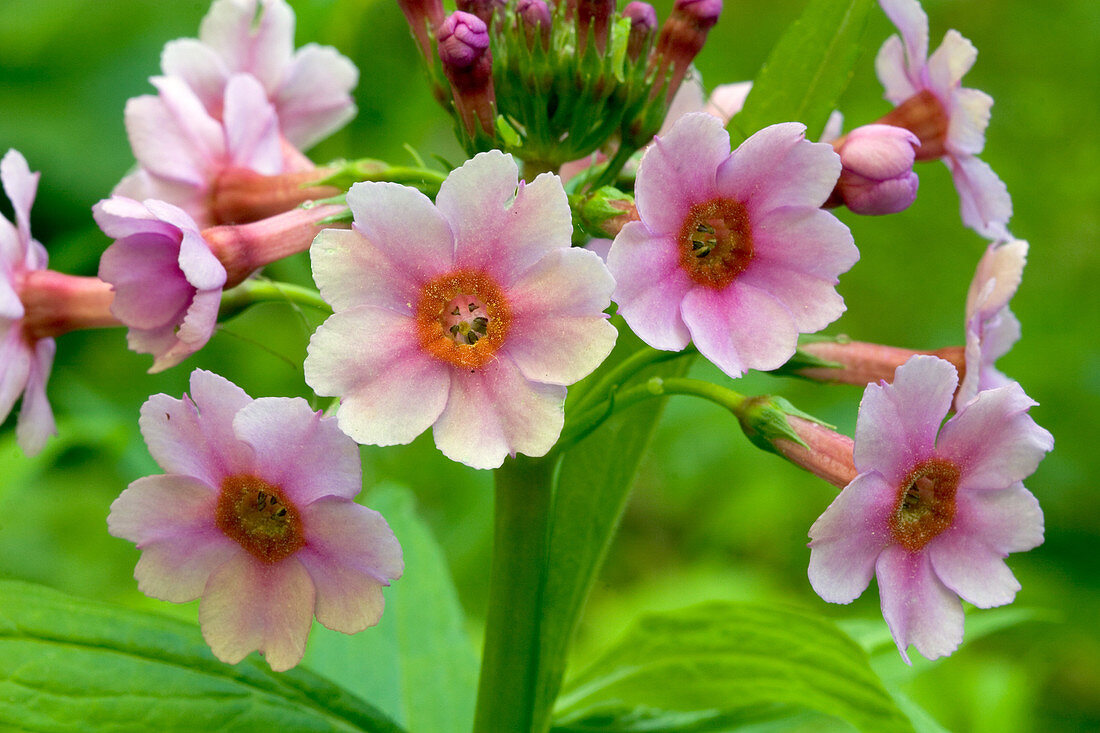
<box><xmin>0</xmin><ymin>0</ymin><xmax>1097</xmax><ymax>730</ymax></box>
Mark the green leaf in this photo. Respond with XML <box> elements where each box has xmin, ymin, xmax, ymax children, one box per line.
<box><xmin>531</xmin><ymin>325</ymin><xmax>694</xmax><ymax>730</ymax></box>
<box><xmin>0</xmin><ymin>580</ymin><xmax>405</xmax><ymax>733</ymax></box>
<box><xmin>302</xmin><ymin>483</ymin><xmax>478</xmax><ymax>733</ymax></box>
<box><xmin>552</xmin><ymin>602</ymin><xmax>915</xmax><ymax>733</ymax></box>
<box><xmin>730</xmin><ymin>0</ymin><xmax>874</xmax><ymax>143</ymax></box>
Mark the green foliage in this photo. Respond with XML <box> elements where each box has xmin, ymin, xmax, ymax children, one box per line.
<box><xmin>730</xmin><ymin>0</ymin><xmax>874</xmax><ymax>143</ymax></box>
<box><xmin>302</xmin><ymin>484</ymin><xmax>477</xmax><ymax>733</ymax></box>
<box><xmin>0</xmin><ymin>580</ymin><xmax>405</xmax><ymax>733</ymax></box>
<box><xmin>551</xmin><ymin>602</ymin><xmax>914</xmax><ymax>733</ymax></box>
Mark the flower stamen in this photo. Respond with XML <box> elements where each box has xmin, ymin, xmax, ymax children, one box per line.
<box><xmin>677</xmin><ymin>198</ymin><xmax>754</xmax><ymax>289</ymax></box>
<box><xmin>216</xmin><ymin>474</ymin><xmax>305</xmax><ymax>563</ymax></box>
<box><xmin>415</xmin><ymin>269</ymin><xmax>511</xmax><ymax>370</ymax></box>
<box><xmin>890</xmin><ymin>458</ymin><xmax>961</xmax><ymax>552</ymax></box>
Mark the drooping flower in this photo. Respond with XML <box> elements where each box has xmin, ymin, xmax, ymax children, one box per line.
<box><xmin>808</xmin><ymin>355</ymin><xmax>1052</xmax><ymax>662</ymax></box>
<box><xmin>0</xmin><ymin>149</ymin><xmax>57</xmax><ymax>454</ymax></box>
<box><xmin>875</xmin><ymin>0</ymin><xmax>1011</xmax><ymax>238</ymax></box>
<box><xmin>304</xmin><ymin>150</ymin><xmax>617</xmax><ymax>470</ymax></box>
<box><xmin>115</xmin><ymin>74</ymin><xmax>334</xmax><ymax>229</ymax></box>
<box><xmin>160</xmin><ymin>0</ymin><xmax>358</xmax><ymax>151</ymax></box>
<box><xmin>95</xmin><ymin>195</ymin><xmax>343</xmax><ymax>373</ymax></box>
<box><xmin>108</xmin><ymin>369</ymin><xmax>402</xmax><ymax>672</ymax></box>
<box><xmin>607</xmin><ymin>112</ymin><xmax>858</xmax><ymax>378</ymax></box>
<box><xmin>957</xmin><ymin>238</ymin><xmax>1027</xmax><ymax>409</ymax></box>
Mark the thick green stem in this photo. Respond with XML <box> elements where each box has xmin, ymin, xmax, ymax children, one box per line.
<box><xmin>473</xmin><ymin>455</ymin><xmax>557</xmax><ymax>733</ymax></box>
<box><xmin>219</xmin><ymin>279</ymin><xmax>332</xmax><ymax>321</ymax></box>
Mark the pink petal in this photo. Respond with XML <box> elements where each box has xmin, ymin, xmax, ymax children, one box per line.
<box><xmin>716</xmin><ymin>122</ymin><xmax>841</xmax><ymax>214</ymax></box>
<box><xmin>14</xmin><ymin>337</ymin><xmax>56</xmax><ymax>456</ymax></box>
<box><xmin>345</xmin><ymin>181</ymin><xmax>455</xmax><ymax>285</ymax></box>
<box><xmin>929</xmin><ymin>534</ymin><xmax>1021</xmax><ymax>610</ymax></box>
<box><xmin>138</xmin><ymin>369</ymin><xmax>254</xmax><ymax>485</ymax></box>
<box><xmin>1</xmin><ymin>149</ymin><xmax>38</xmax><ymax>250</ymax></box>
<box><xmin>0</xmin><ymin>329</ymin><xmax>32</xmax><ymax>422</ymax></box>
<box><xmin>878</xmin><ymin>0</ymin><xmax>928</xmax><ymax>78</ymax></box>
<box><xmin>149</xmin><ymin>286</ymin><xmax>223</xmax><ymax>373</ymax></box>
<box><xmin>875</xmin><ymin>35</ymin><xmax>918</xmax><ymax>106</ymax></box>
<box><xmin>0</xmin><ymin>211</ymin><xmax>22</xmax><ymax>273</ymax></box>
<box><xmin>680</xmin><ymin>282</ymin><xmax>798</xmax><ymax>377</ymax></box>
<box><xmin>926</xmin><ymin>29</ymin><xmax>977</xmax><ymax>92</ymax></box>
<box><xmin>99</xmin><ymin>232</ymin><xmax>193</xmax><ymax>330</ymax></box>
<box><xmin>127</xmin><ymin>78</ymin><xmax>223</xmax><ymax>185</ymax></box>
<box><xmin>808</xmin><ymin>472</ymin><xmax>896</xmax><ymax>603</ymax></box>
<box><xmin>274</xmin><ymin>44</ymin><xmax>359</xmax><ymax>150</ymax></box>
<box><xmin>945</xmin><ymin>87</ymin><xmax>991</xmax><ymax>156</ymax></box>
<box><xmin>953</xmin><ymin>481</ymin><xmax>1044</xmax><ymax>555</ymax></box>
<box><xmin>876</xmin><ymin>544</ymin><xmax>964</xmax><ymax>663</ymax></box>
<box><xmin>107</xmin><ymin>474</ymin><xmax>219</xmax><ymax>546</ymax></box>
<box><xmin>133</xmin><ymin>533</ymin><xmax>239</xmax><ymax>604</ymax></box>
<box><xmin>199</xmin><ymin>0</ymin><xmax>294</xmax><ymax>92</ymax></box>
<box><xmin>634</xmin><ymin>113</ymin><xmax>729</xmax><ymax>235</ymax></box>
<box><xmin>965</xmin><ymin>240</ymin><xmax>1027</xmax><ymax>323</ymax></box>
<box><xmin>310</xmin><ymin>229</ymin><xmax>417</xmax><ymax>313</ymax></box>
<box><xmin>0</xmin><ymin>274</ymin><xmax>22</xmax><ymax>320</ymax></box>
<box><xmin>937</xmin><ymin>382</ymin><xmax>1053</xmax><ymax>491</ymax></box>
<box><xmin>703</xmin><ymin>81</ymin><xmax>753</xmax><ymax>124</ymax></box>
<box><xmin>506</xmin><ymin>247</ymin><xmax>617</xmax><ymax>385</ymax></box>
<box><xmin>660</xmin><ymin>74</ymin><xmax>706</xmax><ymax>133</ymax></box>
<box><xmin>751</xmin><ymin>207</ymin><xmax>861</xmax><ymax>279</ymax></box>
<box><xmin>946</xmin><ymin>154</ymin><xmax>1012</xmax><ymax>240</ymax></box>
<box><xmin>853</xmin><ymin>355</ymin><xmax>957</xmax><ymax>482</ymax></box>
<box><xmin>433</xmin><ymin>357</ymin><xmax>567</xmax><ymax>469</ymax></box>
<box><xmin>437</xmin><ymin>152</ymin><xmax>573</xmax><ymax>284</ymax></box>
<box><xmin>606</xmin><ymin>222</ymin><xmax>693</xmax><ymax>351</ymax></box>
<box><xmin>232</xmin><ymin>397</ymin><xmax>362</xmax><ymax>503</ymax></box>
<box><xmin>304</xmin><ymin>307</ymin><xmax>451</xmax><ymax>447</ymax></box>
<box><xmin>222</xmin><ymin>74</ymin><xmax>284</xmax><ymax>174</ymax></box>
<box><xmin>199</xmin><ymin>552</ymin><xmax>315</xmax><ymax>671</ymax></box>
<box><xmin>93</xmin><ymin>196</ymin><xmax>183</xmax><ymax>242</ymax></box>
<box><xmin>160</xmin><ymin>38</ymin><xmax>229</xmax><ymax>113</ymax></box>
<box><xmin>142</xmin><ymin>200</ymin><xmax>225</xmax><ymax>291</ymax></box>
<box><xmin>296</xmin><ymin>497</ymin><xmax>403</xmax><ymax>633</ymax></box>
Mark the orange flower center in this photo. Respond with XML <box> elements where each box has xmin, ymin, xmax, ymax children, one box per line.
<box><xmin>889</xmin><ymin>458</ymin><xmax>960</xmax><ymax>552</ymax></box>
<box><xmin>677</xmin><ymin>198</ymin><xmax>754</xmax><ymax>289</ymax></box>
<box><xmin>215</xmin><ymin>474</ymin><xmax>305</xmax><ymax>563</ymax></box>
<box><xmin>414</xmin><ymin>269</ymin><xmax>511</xmax><ymax>371</ymax></box>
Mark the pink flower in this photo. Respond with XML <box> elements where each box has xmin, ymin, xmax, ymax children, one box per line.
<box><xmin>96</xmin><ymin>197</ymin><xmax>227</xmax><ymax>373</ymax></box>
<box><xmin>108</xmin><ymin>369</ymin><xmax>402</xmax><ymax>672</ymax></box>
<box><xmin>116</xmin><ymin>74</ymin><xmax>322</xmax><ymax>229</ymax></box>
<box><xmin>808</xmin><ymin>355</ymin><xmax>1052</xmax><ymax>662</ymax></box>
<box><xmin>0</xmin><ymin>150</ymin><xmax>57</xmax><ymax>455</ymax></box>
<box><xmin>161</xmin><ymin>0</ymin><xmax>358</xmax><ymax>151</ymax></box>
<box><xmin>829</xmin><ymin>124</ymin><xmax>920</xmax><ymax>215</ymax></box>
<box><xmin>875</xmin><ymin>0</ymin><xmax>1011</xmax><ymax>238</ymax></box>
<box><xmin>957</xmin><ymin>239</ymin><xmax>1027</xmax><ymax>409</ymax></box>
<box><xmin>607</xmin><ymin>113</ymin><xmax>858</xmax><ymax>377</ymax></box>
<box><xmin>95</xmin><ymin>195</ymin><xmax>343</xmax><ymax>373</ymax></box>
<box><xmin>304</xmin><ymin>150</ymin><xmax>617</xmax><ymax>469</ymax></box>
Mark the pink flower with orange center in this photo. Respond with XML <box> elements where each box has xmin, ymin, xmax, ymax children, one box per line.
<box><xmin>161</xmin><ymin>0</ymin><xmax>358</xmax><ymax>151</ymax></box>
<box><xmin>304</xmin><ymin>150</ymin><xmax>617</xmax><ymax>469</ymax></box>
<box><xmin>808</xmin><ymin>355</ymin><xmax>1052</xmax><ymax>662</ymax></box>
<box><xmin>108</xmin><ymin>369</ymin><xmax>402</xmax><ymax>672</ymax></box>
<box><xmin>874</xmin><ymin>0</ymin><xmax>1012</xmax><ymax>238</ymax></box>
<box><xmin>607</xmin><ymin>112</ymin><xmax>858</xmax><ymax>378</ymax></box>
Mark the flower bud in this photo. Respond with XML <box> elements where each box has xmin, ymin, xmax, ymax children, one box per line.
<box><xmin>623</xmin><ymin>2</ymin><xmax>658</xmax><ymax>62</ymax></box>
<box><xmin>397</xmin><ymin>0</ymin><xmax>445</xmax><ymax>59</ymax></box>
<box><xmin>577</xmin><ymin>0</ymin><xmax>616</xmax><ymax>56</ymax></box>
<box><xmin>457</xmin><ymin>0</ymin><xmax>504</xmax><ymax>29</ymax></box>
<box><xmin>828</xmin><ymin>124</ymin><xmax>919</xmax><ymax>215</ymax></box>
<box><xmin>653</xmin><ymin>0</ymin><xmax>723</xmax><ymax>102</ymax></box>
<box><xmin>517</xmin><ymin>0</ymin><xmax>552</xmax><ymax>49</ymax></box>
<box><xmin>437</xmin><ymin>11</ymin><xmax>497</xmax><ymax>139</ymax></box>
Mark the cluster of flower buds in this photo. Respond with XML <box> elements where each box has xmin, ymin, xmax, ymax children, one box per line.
<box><xmin>398</xmin><ymin>0</ymin><xmax>724</xmax><ymax>179</ymax></box>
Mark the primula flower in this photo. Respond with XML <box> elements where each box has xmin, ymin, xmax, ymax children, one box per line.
<box><xmin>108</xmin><ymin>369</ymin><xmax>402</xmax><ymax>672</ymax></box>
<box><xmin>95</xmin><ymin>195</ymin><xmax>342</xmax><ymax>372</ymax></box>
<box><xmin>0</xmin><ymin>149</ymin><xmax>56</xmax><ymax>454</ymax></box>
<box><xmin>957</xmin><ymin>238</ymin><xmax>1027</xmax><ymax>409</ymax></box>
<box><xmin>875</xmin><ymin>0</ymin><xmax>1012</xmax><ymax>238</ymax></box>
<box><xmin>161</xmin><ymin>0</ymin><xmax>358</xmax><ymax>151</ymax></box>
<box><xmin>828</xmin><ymin>124</ymin><xmax>920</xmax><ymax>215</ymax></box>
<box><xmin>808</xmin><ymin>355</ymin><xmax>1052</xmax><ymax>662</ymax></box>
<box><xmin>304</xmin><ymin>150</ymin><xmax>617</xmax><ymax>470</ymax></box>
<box><xmin>607</xmin><ymin>112</ymin><xmax>858</xmax><ymax>378</ymax></box>
<box><xmin>116</xmin><ymin>74</ymin><xmax>330</xmax><ymax>229</ymax></box>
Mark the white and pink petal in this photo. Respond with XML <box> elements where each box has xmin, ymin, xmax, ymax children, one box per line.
<box><xmin>876</xmin><ymin>544</ymin><xmax>964</xmax><ymax>663</ymax></box>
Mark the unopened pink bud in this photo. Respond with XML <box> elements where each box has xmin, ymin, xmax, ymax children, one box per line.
<box><xmin>437</xmin><ymin>11</ymin><xmax>497</xmax><ymax>137</ymax></box>
<box><xmin>773</xmin><ymin>416</ymin><xmax>857</xmax><ymax>489</ymax></box>
<box><xmin>457</xmin><ymin>0</ymin><xmax>503</xmax><ymax>28</ymax></box>
<box><xmin>830</xmin><ymin>124</ymin><xmax>919</xmax><ymax>215</ymax></box>
<box><xmin>577</xmin><ymin>0</ymin><xmax>616</xmax><ymax>55</ymax></box>
<box><xmin>397</xmin><ymin>0</ymin><xmax>446</xmax><ymax>58</ymax></box>
<box><xmin>517</xmin><ymin>0</ymin><xmax>552</xmax><ymax>48</ymax></box>
<box><xmin>653</xmin><ymin>0</ymin><xmax>723</xmax><ymax>101</ymax></box>
<box><xmin>797</xmin><ymin>340</ymin><xmax>966</xmax><ymax>389</ymax></box>
<box><xmin>623</xmin><ymin>2</ymin><xmax>658</xmax><ymax>61</ymax></box>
